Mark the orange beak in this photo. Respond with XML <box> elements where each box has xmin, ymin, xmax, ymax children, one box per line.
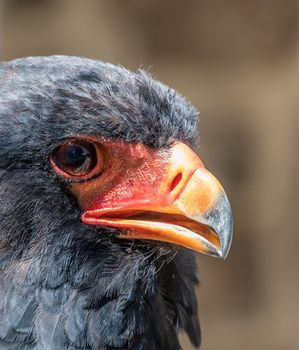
<box><xmin>76</xmin><ymin>141</ymin><xmax>232</xmax><ymax>258</ymax></box>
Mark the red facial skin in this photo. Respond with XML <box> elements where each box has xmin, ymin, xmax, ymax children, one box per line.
<box><xmin>69</xmin><ymin>138</ymin><xmax>204</xmax><ymax>212</ymax></box>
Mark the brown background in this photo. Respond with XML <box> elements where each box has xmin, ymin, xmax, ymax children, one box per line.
<box><xmin>0</xmin><ymin>1</ymin><xmax>298</xmax><ymax>349</ymax></box>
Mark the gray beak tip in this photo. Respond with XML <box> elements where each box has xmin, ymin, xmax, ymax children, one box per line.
<box><xmin>205</xmin><ymin>193</ymin><xmax>233</xmax><ymax>259</ymax></box>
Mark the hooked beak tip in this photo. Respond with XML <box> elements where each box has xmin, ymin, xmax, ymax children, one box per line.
<box><xmin>206</xmin><ymin>193</ymin><xmax>233</xmax><ymax>259</ymax></box>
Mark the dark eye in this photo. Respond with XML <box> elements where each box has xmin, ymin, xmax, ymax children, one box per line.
<box><xmin>51</xmin><ymin>140</ymin><xmax>98</xmax><ymax>177</ymax></box>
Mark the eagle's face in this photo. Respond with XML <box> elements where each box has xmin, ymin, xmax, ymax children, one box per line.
<box><xmin>0</xmin><ymin>55</ymin><xmax>232</xmax><ymax>258</ymax></box>
<box><xmin>0</xmin><ymin>55</ymin><xmax>233</xmax><ymax>350</ymax></box>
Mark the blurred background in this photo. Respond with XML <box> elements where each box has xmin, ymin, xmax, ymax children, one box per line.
<box><xmin>0</xmin><ymin>1</ymin><xmax>298</xmax><ymax>349</ymax></box>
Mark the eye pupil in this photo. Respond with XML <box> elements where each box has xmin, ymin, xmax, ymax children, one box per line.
<box><xmin>52</xmin><ymin>140</ymin><xmax>97</xmax><ymax>177</ymax></box>
<box><xmin>66</xmin><ymin>145</ymin><xmax>88</xmax><ymax>167</ymax></box>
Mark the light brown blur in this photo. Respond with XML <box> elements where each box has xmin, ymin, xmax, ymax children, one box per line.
<box><xmin>0</xmin><ymin>1</ymin><xmax>297</xmax><ymax>349</ymax></box>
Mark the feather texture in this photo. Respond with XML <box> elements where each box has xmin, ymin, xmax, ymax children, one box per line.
<box><xmin>0</xmin><ymin>56</ymin><xmax>201</xmax><ymax>349</ymax></box>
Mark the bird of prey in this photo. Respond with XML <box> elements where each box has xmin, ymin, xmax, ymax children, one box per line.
<box><xmin>0</xmin><ymin>56</ymin><xmax>232</xmax><ymax>350</ymax></box>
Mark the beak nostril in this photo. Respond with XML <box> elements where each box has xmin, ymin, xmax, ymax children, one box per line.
<box><xmin>170</xmin><ymin>173</ymin><xmax>183</xmax><ymax>192</ymax></box>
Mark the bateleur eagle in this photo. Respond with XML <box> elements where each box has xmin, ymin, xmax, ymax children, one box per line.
<box><xmin>0</xmin><ymin>56</ymin><xmax>232</xmax><ymax>350</ymax></box>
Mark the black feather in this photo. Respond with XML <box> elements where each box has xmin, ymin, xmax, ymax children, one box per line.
<box><xmin>0</xmin><ymin>56</ymin><xmax>200</xmax><ymax>349</ymax></box>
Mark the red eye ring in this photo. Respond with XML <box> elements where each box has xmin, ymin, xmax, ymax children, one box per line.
<box><xmin>50</xmin><ymin>139</ymin><xmax>104</xmax><ymax>180</ymax></box>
